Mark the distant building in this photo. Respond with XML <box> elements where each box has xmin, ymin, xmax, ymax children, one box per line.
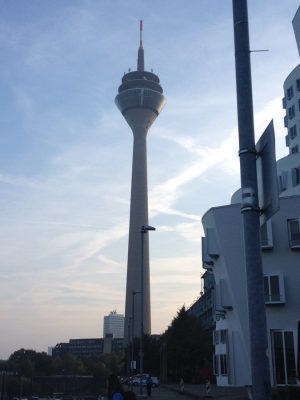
<box><xmin>187</xmin><ymin>271</ymin><xmax>215</xmax><ymax>333</ymax></box>
<box><xmin>52</xmin><ymin>337</ymin><xmax>124</xmax><ymax>359</ymax></box>
<box><xmin>201</xmin><ymin>7</ymin><xmax>300</xmax><ymax>387</ymax></box>
<box><xmin>103</xmin><ymin>310</ymin><xmax>125</xmax><ymax>338</ymax></box>
<box><xmin>52</xmin><ymin>338</ymin><xmax>103</xmax><ymax>358</ymax></box>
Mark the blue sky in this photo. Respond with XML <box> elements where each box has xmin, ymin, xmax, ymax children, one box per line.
<box><xmin>0</xmin><ymin>0</ymin><xmax>299</xmax><ymax>359</ymax></box>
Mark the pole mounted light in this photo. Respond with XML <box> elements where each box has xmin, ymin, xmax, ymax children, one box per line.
<box><xmin>131</xmin><ymin>290</ymin><xmax>140</xmax><ymax>378</ymax></box>
<box><xmin>140</xmin><ymin>224</ymin><xmax>156</xmax><ymax>395</ymax></box>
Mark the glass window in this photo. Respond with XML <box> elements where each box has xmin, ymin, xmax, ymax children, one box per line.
<box><xmin>270</xmin><ymin>276</ymin><xmax>280</xmax><ymax>301</ymax></box>
<box><xmin>288</xmin><ymin>105</ymin><xmax>295</xmax><ymax>120</ymax></box>
<box><xmin>288</xmin><ymin>219</ymin><xmax>300</xmax><ymax>248</ymax></box>
<box><xmin>289</xmin><ymin>124</ymin><xmax>297</xmax><ymax>139</ymax></box>
<box><xmin>272</xmin><ymin>331</ymin><xmax>296</xmax><ymax>385</ymax></box>
<box><xmin>297</xmin><ymin>79</ymin><xmax>300</xmax><ymax>91</ymax></box>
<box><xmin>292</xmin><ymin>167</ymin><xmax>300</xmax><ymax>186</ymax></box>
<box><xmin>213</xmin><ymin>355</ymin><xmax>219</xmax><ymax>376</ymax></box>
<box><xmin>213</xmin><ymin>330</ymin><xmax>219</xmax><ymax>345</ymax></box>
<box><xmin>220</xmin><ymin>329</ymin><xmax>227</xmax><ymax>344</ymax></box>
<box><xmin>220</xmin><ymin>354</ymin><xmax>228</xmax><ymax>375</ymax></box>
<box><xmin>291</xmin><ymin>145</ymin><xmax>298</xmax><ymax>154</ymax></box>
<box><xmin>273</xmin><ymin>331</ymin><xmax>285</xmax><ymax>384</ymax></box>
<box><xmin>284</xmin><ymin>332</ymin><xmax>297</xmax><ymax>384</ymax></box>
<box><xmin>287</xmin><ymin>86</ymin><xmax>294</xmax><ymax>100</ymax></box>
<box><xmin>264</xmin><ymin>274</ymin><xmax>284</xmax><ymax>303</ymax></box>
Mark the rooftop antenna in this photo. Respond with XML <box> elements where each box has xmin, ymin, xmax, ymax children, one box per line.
<box><xmin>137</xmin><ymin>19</ymin><xmax>145</xmax><ymax>71</ymax></box>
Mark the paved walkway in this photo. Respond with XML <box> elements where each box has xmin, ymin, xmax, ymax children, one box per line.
<box><xmin>131</xmin><ymin>384</ymin><xmax>249</xmax><ymax>400</ymax></box>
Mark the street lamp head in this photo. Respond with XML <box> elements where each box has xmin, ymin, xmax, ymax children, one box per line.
<box><xmin>141</xmin><ymin>225</ymin><xmax>156</xmax><ymax>232</ymax></box>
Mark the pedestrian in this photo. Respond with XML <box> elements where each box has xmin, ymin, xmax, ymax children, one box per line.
<box><xmin>106</xmin><ymin>374</ymin><xmax>125</xmax><ymax>400</ymax></box>
<box><xmin>146</xmin><ymin>375</ymin><xmax>153</xmax><ymax>397</ymax></box>
<box><xmin>205</xmin><ymin>379</ymin><xmax>212</xmax><ymax>397</ymax></box>
<box><xmin>179</xmin><ymin>377</ymin><xmax>184</xmax><ymax>392</ymax></box>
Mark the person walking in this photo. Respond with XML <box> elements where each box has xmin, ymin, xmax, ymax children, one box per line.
<box><xmin>106</xmin><ymin>374</ymin><xmax>125</xmax><ymax>400</ymax></box>
<box><xmin>179</xmin><ymin>377</ymin><xmax>184</xmax><ymax>392</ymax></box>
<box><xmin>146</xmin><ymin>375</ymin><xmax>153</xmax><ymax>397</ymax></box>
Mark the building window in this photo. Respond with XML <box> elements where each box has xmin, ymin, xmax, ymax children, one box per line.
<box><xmin>282</xmin><ymin>97</ymin><xmax>287</xmax><ymax>109</ymax></box>
<box><xmin>264</xmin><ymin>274</ymin><xmax>285</xmax><ymax>304</ymax></box>
<box><xmin>297</xmin><ymin>79</ymin><xmax>300</xmax><ymax>91</ymax></box>
<box><xmin>284</xmin><ymin>115</ymin><xmax>288</xmax><ymax>128</ymax></box>
<box><xmin>272</xmin><ymin>330</ymin><xmax>297</xmax><ymax>385</ymax></box>
<box><xmin>291</xmin><ymin>145</ymin><xmax>299</xmax><ymax>154</ymax></box>
<box><xmin>289</xmin><ymin>124</ymin><xmax>297</xmax><ymax>139</ymax></box>
<box><xmin>298</xmin><ymin>99</ymin><xmax>300</xmax><ymax>111</ymax></box>
<box><xmin>278</xmin><ymin>172</ymin><xmax>288</xmax><ymax>192</ymax></box>
<box><xmin>288</xmin><ymin>105</ymin><xmax>295</xmax><ymax>120</ymax></box>
<box><xmin>220</xmin><ymin>354</ymin><xmax>228</xmax><ymax>375</ymax></box>
<box><xmin>213</xmin><ymin>330</ymin><xmax>220</xmax><ymax>345</ymax></box>
<box><xmin>287</xmin><ymin>86</ymin><xmax>294</xmax><ymax>100</ymax></box>
<box><xmin>213</xmin><ymin>355</ymin><xmax>219</xmax><ymax>375</ymax></box>
<box><xmin>220</xmin><ymin>329</ymin><xmax>228</xmax><ymax>344</ymax></box>
<box><xmin>291</xmin><ymin>166</ymin><xmax>300</xmax><ymax>186</ymax></box>
<box><xmin>288</xmin><ymin>219</ymin><xmax>300</xmax><ymax>248</ymax></box>
<box><xmin>260</xmin><ymin>220</ymin><xmax>273</xmax><ymax>248</ymax></box>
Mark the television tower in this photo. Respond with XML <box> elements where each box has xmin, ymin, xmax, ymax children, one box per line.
<box><xmin>115</xmin><ymin>21</ymin><xmax>166</xmax><ymax>341</ymax></box>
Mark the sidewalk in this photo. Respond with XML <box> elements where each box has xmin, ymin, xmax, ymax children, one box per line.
<box><xmin>163</xmin><ymin>383</ymin><xmax>249</xmax><ymax>400</ymax></box>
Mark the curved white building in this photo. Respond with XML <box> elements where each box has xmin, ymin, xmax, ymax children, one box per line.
<box><xmin>202</xmin><ymin>7</ymin><xmax>300</xmax><ymax>387</ymax></box>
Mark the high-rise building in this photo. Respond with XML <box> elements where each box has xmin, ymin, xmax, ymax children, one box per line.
<box><xmin>103</xmin><ymin>310</ymin><xmax>125</xmax><ymax>338</ymax></box>
<box><xmin>115</xmin><ymin>21</ymin><xmax>166</xmax><ymax>341</ymax></box>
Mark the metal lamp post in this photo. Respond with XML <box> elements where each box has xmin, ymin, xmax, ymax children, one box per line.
<box><xmin>131</xmin><ymin>290</ymin><xmax>140</xmax><ymax>378</ymax></box>
<box><xmin>140</xmin><ymin>224</ymin><xmax>156</xmax><ymax>395</ymax></box>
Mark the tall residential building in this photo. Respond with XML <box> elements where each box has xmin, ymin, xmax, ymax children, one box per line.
<box><xmin>201</xmin><ymin>7</ymin><xmax>300</xmax><ymax>387</ymax></box>
<box><xmin>115</xmin><ymin>21</ymin><xmax>166</xmax><ymax>341</ymax></box>
<box><xmin>103</xmin><ymin>310</ymin><xmax>125</xmax><ymax>338</ymax></box>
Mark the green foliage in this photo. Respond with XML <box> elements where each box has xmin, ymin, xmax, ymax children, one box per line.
<box><xmin>161</xmin><ymin>305</ymin><xmax>213</xmax><ymax>383</ymax></box>
<box><xmin>9</xmin><ymin>348</ymin><xmax>52</xmax><ymax>377</ymax></box>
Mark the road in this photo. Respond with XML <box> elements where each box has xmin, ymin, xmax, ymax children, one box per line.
<box><xmin>131</xmin><ymin>386</ymin><xmax>197</xmax><ymax>400</ymax></box>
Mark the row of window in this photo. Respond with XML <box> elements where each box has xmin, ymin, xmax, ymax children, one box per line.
<box><xmin>287</xmin><ymin>101</ymin><xmax>300</xmax><ymax>121</ymax></box>
<box><xmin>278</xmin><ymin>168</ymin><xmax>300</xmax><ymax>190</ymax></box>
<box><xmin>286</xmin><ymin>80</ymin><xmax>300</xmax><ymax>101</ymax></box>
<box><xmin>260</xmin><ymin>218</ymin><xmax>300</xmax><ymax>249</ymax></box>
<box><xmin>213</xmin><ymin>330</ymin><xmax>297</xmax><ymax>384</ymax></box>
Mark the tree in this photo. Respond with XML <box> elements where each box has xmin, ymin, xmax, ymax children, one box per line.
<box><xmin>161</xmin><ymin>306</ymin><xmax>213</xmax><ymax>383</ymax></box>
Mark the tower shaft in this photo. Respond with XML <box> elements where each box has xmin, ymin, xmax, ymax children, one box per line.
<box><xmin>126</xmin><ymin>126</ymin><xmax>150</xmax><ymax>339</ymax></box>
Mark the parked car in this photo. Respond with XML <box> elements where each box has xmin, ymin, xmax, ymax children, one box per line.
<box><xmin>127</xmin><ymin>375</ymin><xmax>159</xmax><ymax>387</ymax></box>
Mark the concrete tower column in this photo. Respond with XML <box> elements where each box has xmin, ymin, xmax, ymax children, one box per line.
<box><xmin>115</xmin><ymin>21</ymin><xmax>166</xmax><ymax>343</ymax></box>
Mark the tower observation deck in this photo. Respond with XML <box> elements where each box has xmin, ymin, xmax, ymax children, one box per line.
<box><xmin>115</xmin><ymin>21</ymin><xmax>166</xmax><ymax>342</ymax></box>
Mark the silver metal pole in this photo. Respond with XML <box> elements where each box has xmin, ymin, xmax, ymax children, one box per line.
<box><xmin>140</xmin><ymin>229</ymin><xmax>145</xmax><ymax>396</ymax></box>
<box><xmin>232</xmin><ymin>1</ymin><xmax>271</xmax><ymax>399</ymax></box>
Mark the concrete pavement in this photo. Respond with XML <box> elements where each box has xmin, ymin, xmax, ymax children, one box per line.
<box><xmin>132</xmin><ymin>384</ymin><xmax>249</xmax><ymax>400</ymax></box>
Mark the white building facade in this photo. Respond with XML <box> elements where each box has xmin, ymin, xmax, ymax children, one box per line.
<box><xmin>103</xmin><ymin>310</ymin><xmax>125</xmax><ymax>339</ymax></box>
<box><xmin>202</xmin><ymin>7</ymin><xmax>300</xmax><ymax>387</ymax></box>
